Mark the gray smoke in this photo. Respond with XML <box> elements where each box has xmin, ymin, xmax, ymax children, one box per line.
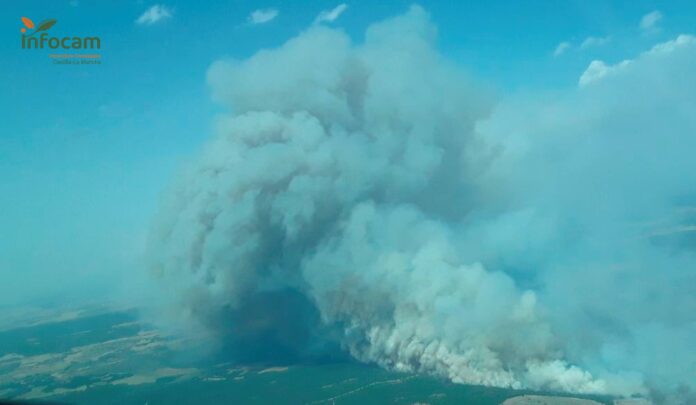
<box><xmin>148</xmin><ymin>7</ymin><xmax>696</xmax><ymax>402</ymax></box>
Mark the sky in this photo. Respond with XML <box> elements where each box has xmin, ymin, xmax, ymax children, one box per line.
<box><xmin>0</xmin><ymin>0</ymin><xmax>695</xmax><ymax>308</ymax></box>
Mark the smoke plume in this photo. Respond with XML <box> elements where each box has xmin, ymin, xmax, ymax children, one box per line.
<box><xmin>148</xmin><ymin>7</ymin><xmax>696</xmax><ymax>402</ymax></box>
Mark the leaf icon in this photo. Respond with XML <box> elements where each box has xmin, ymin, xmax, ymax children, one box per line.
<box><xmin>21</xmin><ymin>17</ymin><xmax>35</xmax><ymax>29</ymax></box>
<box><xmin>35</xmin><ymin>19</ymin><xmax>57</xmax><ymax>32</ymax></box>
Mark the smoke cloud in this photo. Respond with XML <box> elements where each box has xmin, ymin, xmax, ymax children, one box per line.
<box><xmin>148</xmin><ymin>7</ymin><xmax>696</xmax><ymax>402</ymax></box>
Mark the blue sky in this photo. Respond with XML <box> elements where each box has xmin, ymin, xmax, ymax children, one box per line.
<box><xmin>1</xmin><ymin>0</ymin><xmax>695</xmax><ymax>307</ymax></box>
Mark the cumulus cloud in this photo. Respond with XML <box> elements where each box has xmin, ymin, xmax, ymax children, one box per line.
<box><xmin>136</xmin><ymin>4</ymin><xmax>172</xmax><ymax>26</ymax></box>
<box><xmin>648</xmin><ymin>33</ymin><xmax>696</xmax><ymax>53</ymax></box>
<box><xmin>314</xmin><ymin>3</ymin><xmax>348</xmax><ymax>24</ymax></box>
<box><xmin>578</xmin><ymin>34</ymin><xmax>696</xmax><ymax>87</ymax></box>
<box><xmin>247</xmin><ymin>8</ymin><xmax>279</xmax><ymax>25</ymax></box>
<box><xmin>553</xmin><ymin>41</ymin><xmax>571</xmax><ymax>57</ymax></box>
<box><xmin>578</xmin><ymin>60</ymin><xmax>628</xmax><ymax>87</ymax></box>
<box><xmin>148</xmin><ymin>5</ymin><xmax>696</xmax><ymax>403</ymax></box>
<box><xmin>640</xmin><ymin>10</ymin><xmax>663</xmax><ymax>33</ymax></box>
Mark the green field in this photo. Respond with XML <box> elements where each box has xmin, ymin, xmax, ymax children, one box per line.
<box><xmin>0</xmin><ymin>308</ymin><xmax>614</xmax><ymax>405</ymax></box>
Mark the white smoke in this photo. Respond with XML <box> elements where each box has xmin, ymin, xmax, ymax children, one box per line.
<box><xmin>148</xmin><ymin>6</ymin><xmax>696</xmax><ymax>402</ymax></box>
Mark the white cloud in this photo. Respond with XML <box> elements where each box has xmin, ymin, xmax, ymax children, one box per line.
<box><xmin>314</xmin><ymin>3</ymin><xmax>348</xmax><ymax>24</ymax></box>
<box><xmin>580</xmin><ymin>36</ymin><xmax>610</xmax><ymax>49</ymax></box>
<box><xmin>647</xmin><ymin>33</ymin><xmax>696</xmax><ymax>54</ymax></box>
<box><xmin>136</xmin><ymin>4</ymin><xmax>172</xmax><ymax>25</ymax></box>
<box><xmin>579</xmin><ymin>34</ymin><xmax>696</xmax><ymax>87</ymax></box>
<box><xmin>553</xmin><ymin>41</ymin><xmax>571</xmax><ymax>57</ymax></box>
<box><xmin>640</xmin><ymin>10</ymin><xmax>662</xmax><ymax>32</ymax></box>
<box><xmin>248</xmin><ymin>8</ymin><xmax>279</xmax><ymax>25</ymax></box>
<box><xmin>578</xmin><ymin>60</ymin><xmax>627</xmax><ymax>87</ymax></box>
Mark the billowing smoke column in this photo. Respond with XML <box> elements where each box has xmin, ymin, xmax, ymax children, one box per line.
<box><xmin>148</xmin><ymin>6</ymin><xmax>696</xmax><ymax>402</ymax></box>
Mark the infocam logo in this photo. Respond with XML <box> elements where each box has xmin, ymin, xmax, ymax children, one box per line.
<box><xmin>20</xmin><ymin>16</ymin><xmax>100</xmax><ymax>50</ymax></box>
<box><xmin>20</xmin><ymin>16</ymin><xmax>101</xmax><ymax>65</ymax></box>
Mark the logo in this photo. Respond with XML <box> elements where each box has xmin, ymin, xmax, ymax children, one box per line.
<box><xmin>21</xmin><ymin>16</ymin><xmax>102</xmax><ymax>64</ymax></box>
